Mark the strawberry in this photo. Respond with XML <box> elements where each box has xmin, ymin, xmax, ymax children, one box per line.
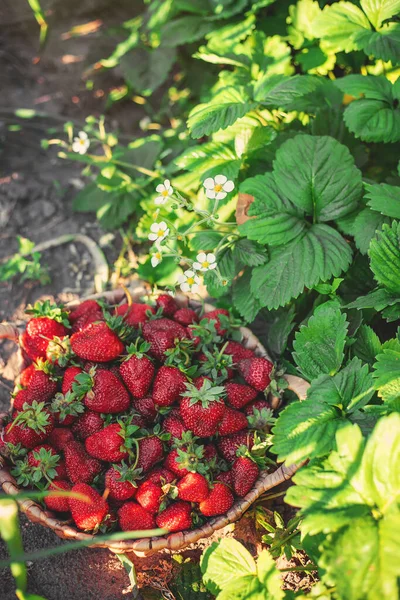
<box><xmin>12</xmin><ymin>388</ymin><xmax>33</xmax><ymax>412</ymax></box>
<box><xmin>232</xmin><ymin>457</ymin><xmax>259</xmax><ymax>497</ymax></box>
<box><xmin>217</xmin><ymin>431</ymin><xmax>255</xmax><ymax>463</ymax></box>
<box><xmin>143</xmin><ymin>318</ymin><xmax>188</xmax><ymax>362</ymax></box>
<box><xmin>156</xmin><ymin>294</ymin><xmax>179</xmax><ymax>317</ymax></box>
<box><xmin>62</xmin><ymin>366</ymin><xmax>83</xmax><ymax>395</ymax></box>
<box><xmin>244</xmin><ymin>400</ymin><xmax>275</xmax><ymax>431</ymax></box>
<box><xmin>215</xmin><ymin>471</ymin><xmax>233</xmax><ymax>487</ymax></box>
<box><xmin>164</xmin><ymin>436</ymin><xmax>206</xmax><ymax>478</ymax></box>
<box><xmin>44</xmin><ymin>480</ymin><xmax>71</xmax><ymax>512</ymax></box>
<box><xmin>132</xmin><ymin>397</ymin><xmax>156</xmax><ymax>422</ymax></box>
<box><xmin>81</xmin><ymin>368</ymin><xmax>130</xmax><ymax>414</ymax></box>
<box><xmin>163</xmin><ymin>414</ymin><xmax>185</xmax><ymax>444</ymax></box>
<box><xmin>199</xmin><ymin>482</ymin><xmax>234</xmax><ymax>517</ymax></box>
<box><xmin>69</xmin><ymin>483</ymin><xmax>108</xmax><ymax>530</ymax></box>
<box><xmin>164</xmin><ymin>449</ymin><xmax>190</xmax><ymax>478</ymax></box>
<box><xmin>72</xmin><ymin>411</ymin><xmax>104</xmax><ymax>440</ymax></box>
<box><xmin>105</xmin><ymin>462</ymin><xmax>140</xmax><ymax>501</ymax></box>
<box><xmin>203</xmin><ymin>444</ymin><xmax>218</xmax><ymax>461</ymax></box>
<box><xmin>152</xmin><ymin>366</ymin><xmax>187</xmax><ymax>407</ymax></box>
<box><xmin>238</xmin><ymin>357</ymin><xmax>273</xmax><ymax>392</ymax></box>
<box><xmin>119</xmin><ymin>341</ymin><xmax>155</xmax><ymax>399</ymax></box>
<box><xmin>218</xmin><ymin>407</ymin><xmax>248</xmax><ymax>436</ymax></box>
<box><xmin>146</xmin><ymin>467</ymin><xmax>175</xmax><ymax>486</ymax></box>
<box><xmin>69</xmin><ymin>300</ymin><xmax>104</xmax><ymax>333</ymax></box>
<box><xmin>19</xmin><ymin>364</ymin><xmax>35</xmax><ymax>387</ymax></box>
<box><xmin>118</xmin><ymin>502</ymin><xmax>156</xmax><ymax>531</ymax></box>
<box><xmin>27</xmin><ymin>444</ymin><xmax>65</xmax><ymax>482</ymax></box>
<box><xmin>223</xmin><ymin>341</ymin><xmax>255</xmax><ymax>364</ymax></box>
<box><xmin>177</xmin><ymin>473</ymin><xmax>209</xmax><ymax>503</ymax></box>
<box><xmin>173</xmin><ymin>308</ymin><xmax>199</xmax><ymax>326</ymax></box>
<box><xmin>193</xmin><ymin>375</ymin><xmax>211</xmax><ymax>389</ymax></box>
<box><xmin>198</xmin><ymin>349</ymin><xmax>234</xmax><ymax>381</ymax></box>
<box><xmin>47</xmin><ymin>427</ymin><xmax>74</xmax><ymax>451</ymax></box>
<box><xmin>21</xmin><ymin>301</ymin><xmax>70</xmax><ymax>361</ymax></box>
<box><xmin>203</xmin><ymin>308</ymin><xmax>229</xmax><ymax>335</ymax></box>
<box><xmin>115</xmin><ymin>303</ymin><xmax>155</xmax><ymax>327</ymax></box>
<box><xmin>5</xmin><ymin>401</ymin><xmax>54</xmax><ymax>449</ymax></box>
<box><xmin>225</xmin><ymin>382</ymin><xmax>258</xmax><ymax>409</ymax></box>
<box><xmin>136</xmin><ymin>480</ymin><xmax>163</xmax><ymax>514</ymax></box>
<box><xmin>156</xmin><ymin>501</ymin><xmax>192</xmax><ymax>532</ymax></box>
<box><xmin>180</xmin><ymin>380</ymin><xmax>225</xmax><ymax>437</ymax></box>
<box><xmin>51</xmin><ymin>392</ymin><xmax>85</xmax><ymax>425</ymax></box>
<box><xmin>27</xmin><ymin>360</ymin><xmax>58</xmax><ymax>402</ymax></box>
<box><xmin>136</xmin><ymin>436</ymin><xmax>164</xmax><ymax>473</ymax></box>
<box><xmin>45</xmin><ymin>336</ymin><xmax>72</xmax><ymax>367</ymax></box>
<box><xmin>71</xmin><ymin>322</ymin><xmax>124</xmax><ymax>363</ymax></box>
<box><xmin>85</xmin><ymin>423</ymin><xmax>130</xmax><ymax>463</ymax></box>
<box><xmin>64</xmin><ymin>441</ymin><xmax>102</xmax><ymax>484</ymax></box>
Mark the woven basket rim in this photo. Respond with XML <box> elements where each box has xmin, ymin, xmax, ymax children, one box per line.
<box><xmin>0</xmin><ymin>287</ymin><xmax>309</xmax><ymax>555</ymax></box>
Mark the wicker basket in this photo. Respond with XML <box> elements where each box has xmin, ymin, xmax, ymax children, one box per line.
<box><xmin>0</xmin><ymin>287</ymin><xmax>309</xmax><ymax>556</ymax></box>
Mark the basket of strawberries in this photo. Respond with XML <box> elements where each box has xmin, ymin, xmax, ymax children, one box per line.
<box><xmin>0</xmin><ymin>287</ymin><xmax>308</xmax><ymax>556</ymax></box>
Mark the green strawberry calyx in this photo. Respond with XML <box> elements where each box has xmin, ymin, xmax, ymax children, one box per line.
<box><xmin>26</xmin><ymin>300</ymin><xmax>70</xmax><ymax>328</ymax></box>
<box><xmin>45</xmin><ymin>336</ymin><xmax>72</xmax><ymax>367</ymax></box>
<box><xmin>182</xmin><ymin>379</ymin><xmax>225</xmax><ymax>408</ymax></box>
<box><xmin>51</xmin><ymin>391</ymin><xmax>85</xmax><ymax>422</ymax></box>
<box><xmin>113</xmin><ymin>460</ymin><xmax>143</xmax><ymax>488</ymax></box>
<box><xmin>125</xmin><ymin>338</ymin><xmax>152</xmax><ymax>361</ymax></box>
<box><xmin>10</xmin><ymin>400</ymin><xmax>51</xmax><ymax>434</ymax></box>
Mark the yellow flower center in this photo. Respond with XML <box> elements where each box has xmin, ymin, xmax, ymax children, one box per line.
<box><xmin>214</xmin><ymin>184</ymin><xmax>223</xmax><ymax>192</ymax></box>
<box><xmin>155</xmin><ymin>252</ymin><xmax>161</xmax><ymax>259</ymax></box>
<box><xmin>78</xmin><ymin>139</ymin><xmax>86</xmax><ymax>145</ymax></box>
<box><xmin>161</xmin><ymin>190</ymin><xmax>169</xmax><ymax>196</ymax></box>
<box><xmin>157</xmin><ymin>230</ymin><xmax>165</xmax><ymax>237</ymax></box>
<box><xmin>187</xmin><ymin>277</ymin><xmax>195</xmax><ymax>285</ymax></box>
<box><xmin>201</xmin><ymin>261</ymin><xmax>210</xmax><ymax>268</ymax></box>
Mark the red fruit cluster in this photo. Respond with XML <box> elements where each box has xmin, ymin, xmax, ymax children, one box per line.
<box><xmin>1</xmin><ymin>294</ymin><xmax>275</xmax><ymax>536</ymax></box>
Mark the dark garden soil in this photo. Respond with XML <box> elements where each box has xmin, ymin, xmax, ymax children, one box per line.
<box><xmin>0</xmin><ymin>3</ymin><xmax>314</xmax><ymax>598</ymax></box>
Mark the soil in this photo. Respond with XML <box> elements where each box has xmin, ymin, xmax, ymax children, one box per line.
<box><xmin>0</xmin><ymin>3</ymin><xmax>314</xmax><ymax>598</ymax></box>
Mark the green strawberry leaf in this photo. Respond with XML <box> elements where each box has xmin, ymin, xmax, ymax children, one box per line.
<box><xmin>352</xmin><ymin>324</ymin><xmax>382</xmax><ymax>366</ymax></box>
<box><xmin>373</xmin><ymin>337</ymin><xmax>400</xmax><ymax>402</ymax></box>
<box><xmin>201</xmin><ymin>539</ymin><xmax>256</xmax><ymax>595</ymax></box>
<box><xmin>365</xmin><ymin>182</ymin><xmax>400</xmax><ymax>219</ymax></box>
<box><xmin>369</xmin><ymin>221</ymin><xmax>400</xmax><ymax>294</ymax></box>
<box><xmin>253</xmin><ymin>73</ymin><xmax>322</xmax><ymax>106</ymax></box>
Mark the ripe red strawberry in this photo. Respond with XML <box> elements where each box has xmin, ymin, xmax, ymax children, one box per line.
<box><xmin>232</xmin><ymin>457</ymin><xmax>259</xmax><ymax>497</ymax></box>
<box><xmin>71</xmin><ymin>322</ymin><xmax>124</xmax><ymax>363</ymax></box>
<box><xmin>62</xmin><ymin>366</ymin><xmax>83</xmax><ymax>395</ymax></box>
<box><xmin>5</xmin><ymin>401</ymin><xmax>54</xmax><ymax>449</ymax></box>
<box><xmin>174</xmin><ymin>308</ymin><xmax>199</xmax><ymax>326</ymax></box>
<box><xmin>27</xmin><ymin>444</ymin><xmax>56</xmax><ymax>467</ymax></box>
<box><xmin>26</xmin><ymin>360</ymin><xmax>58</xmax><ymax>402</ymax></box>
<box><xmin>81</xmin><ymin>369</ymin><xmax>130</xmax><ymax>414</ymax></box>
<box><xmin>225</xmin><ymin>383</ymin><xmax>258</xmax><ymax>409</ymax></box>
<box><xmin>22</xmin><ymin>302</ymin><xmax>70</xmax><ymax>361</ymax></box>
<box><xmin>193</xmin><ymin>375</ymin><xmax>211</xmax><ymax>389</ymax></box>
<box><xmin>180</xmin><ymin>381</ymin><xmax>225</xmax><ymax>437</ymax></box>
<box><xmin>224</xmin><ymin>341</ymin><xmax>255</xmax><ymax>364</ymax></box>
<box><xmin>163</xmin><ymin>414</ymin><xmax>185</xmax><ymax>444</ymax></box>
<box><xmin>156</xmin><ymin>501</ymin><xmax>192</xmax><ymax>532</ymax></box>
<box><xmin>152</xmin><ymin>366</ymin><xmax>187</xmax><ymax>407</ymax></box>
<box><xmin>136</xmin><ymin>436</ymin><xmax>164</xmax><ymax>473</ymax></box>
<box><xmin>12</xmin><ymin>388</ymin><xmax>33</xmax><ymax>412</ymax></box>
<box><xmin>69</xmin><ymin>483</ymin><xmax>108</xmax><ymax>530</ymax></box>
<box><xmin>146</xmin><ymin>467</ymin><xmax>175</xmax><ymax>485</ymax></box>
<box><xmin>164</xmin><ymin>449</ymin><xmax>192</xmax><ymax>478</ymax></box>
<box><xmin>136</xmin><ymin>480</ymin><xmax>163</xmax><ymax>514</ymax></box>
<box><xmin>105</xmin><ymin>463</ymin><xmax>139</xmax><ymax>501</ymax></box>
<box><xmin>203</xmin><ymin>308</ymin><xmax>229</xmax><ymax>335</ymax></box>
<box><xmin>143</xmin><ymin>318</ymin><xmax>188</xmax><ymax>362</ymax></box>
<box><xmin>44</xmin><ymin>480</ymin><xmax>72</xmax><ymax>512</ymax></box>
<box><xmin>69</xmin><ymin>300</ymin><xmax>104</xmax><ymax>333</ymax></box>
<box><xmin>47</xmin><ymin>427</ymin><xmax>74</xmax><ymax>451</ymax></box>
<box><xmin>115</xmin><ymin>303</ymin><xmax>155</xmax><ymax>327</ymax></box>
<box><xmin>218</xmin><ymin>407</ymin><xmax>248</xmax><ymax>436</ymax></box>
<box><xmin>203</xmin><ymin>444</ymin><xmax>218</xmax><ymax>461</ymax></box>
<box><xmin>199</xmin><ymin>482</ymin><xmax>234</xmax><ymax>517</ymax></box>
<box><xmin>27</xmin><ymin>444</ymin><xmax>66</xmax><ymax>481</ymax></box>
<box><xmin>19</xmin><ymin>364</ymin><xmax>35</xmax><ymax>387</ymax></box>
<box><xmin>119</xmin><ymin>341</ymin><xmax>155</xmax><ymax>399</ymax></box>
<box><xmin>64</xmin><ymin>441</ymin><xmax>102</xmax><ymax>484</ymax></box>
<box><xmin>177</xmin><ymin>473</ymin><xmax>209</xmax><ymax>503</ymax></box>
<box><xmin>217</xmin><ymin>431</ymin><xmax>255</xmax><ymax>463</ymax></box>
<box><xmin>72</xmin><ymin>411</ymin><xmax>104</xmax><ymax>440</ymax></box>
<box><xmin>132</xmin><ymin>397</ymin><xmax>156</xmax><ymax>422</ymax></box>
<box><xmin>238</xmin><ymin>357</ymin><xmax>273</xmax><ymax>391</ymax></box>
<box><xmin>118</xmin><ymin>502</ymin><xmax>156</xmax><ymax>531</ymax></box>
<box><xmin>85</xmin><ymin>423</ymin><xmax>130</xmax><ymax>463</ymax></box>
<box><xmin>156</xmin><ymin>294</ymin><xmax>179</xmax><ymax>317</ymax></box>
<box><xmin>215</xmin><ymin>471</ymin><xmax>233</xmax><ymax>487</ymax></box>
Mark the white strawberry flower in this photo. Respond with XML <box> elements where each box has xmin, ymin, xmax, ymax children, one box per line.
<box><xmin>72</xmin><ymin>131</ymin><xmax>90</xmax><ymax>155</ymax></box>
<box><xmin>155</xmin><ymin>179</ymin><xmax>174</xmax><ymax>205</ymax></box>
<box><xmin>151</xmin><ymin>248</ymin><xmax>163</xmax><ymax>267</ymax></box>
<box><xmin>178</xmin><ymin>270</ymin><xmax>201</xmax><ymax>293</ymax></box>
<box><xmin>203</xmin><ymin>174</ymin><xmax>234</xmax><ymax>200</ymax></box>
<box><xmin>193</xmin><ymin>252</ymin><xmax>217</xmax><ymax>272</ymax></box>
<box><xmin>148</xmin><ymin>221</ymin><xmax>169</xmax><ymax>243</ymax></box>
